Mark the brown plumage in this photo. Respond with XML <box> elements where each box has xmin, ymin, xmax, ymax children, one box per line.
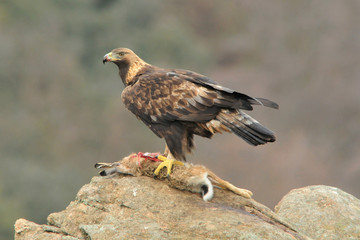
<box><xmin>103</xmin><ymin>48</ymin><xmax>278</xmax><ymax>161</ymax></box>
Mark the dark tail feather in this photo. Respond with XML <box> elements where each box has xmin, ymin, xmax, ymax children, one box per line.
<box><xmin>249</xmin><ymin>97</ymin><xmax>279</xmax><ymax>109</ymax></box>
<box><xmin>216</xmin><ymin>110</ymin><xmax>275</xmax><ymax>146</ymax></box>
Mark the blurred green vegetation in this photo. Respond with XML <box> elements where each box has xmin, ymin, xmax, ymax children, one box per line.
<box><xmin>1</xmin><ymin>0</ymin><xmax>360</xmax><ymax>239</ymax></box>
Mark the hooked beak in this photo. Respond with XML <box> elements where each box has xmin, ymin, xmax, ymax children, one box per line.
<box><xmin>103</xmin><ymin>52</ymin><xmax>113</xmax><ymax>64</ymax></box>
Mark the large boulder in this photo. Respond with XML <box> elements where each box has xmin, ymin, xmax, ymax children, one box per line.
<box><xmin>14</xmin><ymin>171</ymin><xmax>360</xmax><ymax>239</ymax></box>
<box><xmin>15</xmin><ymin>175</ymin><xmax>307</xmax><ymax>240</ymax></box>
<box><xmin>275</xmin><ymin>185</ymin><xmax>360</xmax><ymax>240</ymax></box>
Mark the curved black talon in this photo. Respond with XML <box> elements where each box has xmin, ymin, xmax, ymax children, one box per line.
<box><xmin>153</xmin><ymin>173</ymin><xmax>158</xmax><ymax>179</ymax></box>
<box><xmin>166</xmin><ymin>174</ymin><xmax>170</xmax><ymax>180</ymax></box>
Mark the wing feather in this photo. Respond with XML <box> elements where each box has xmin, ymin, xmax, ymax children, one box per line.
<box><xmin>171</xmin><ymin>69</ymin><xmax>279</xmax><ymax>109</ymax></box>
<box><xmin>121</xmin><ymin>69</ymin><xmax>277</xmax><ymax>129</ymax></box>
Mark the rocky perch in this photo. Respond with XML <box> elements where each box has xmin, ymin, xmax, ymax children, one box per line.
<box><xmin>14</xmin><ymin>155</ymin><xmax>360</xmax><ymax>239</ymax></box>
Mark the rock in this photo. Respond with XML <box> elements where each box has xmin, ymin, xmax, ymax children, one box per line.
<box><xmin>275</xmin><ymin>185</ymin><xmax>360</xmax><ymax>240</ymax></box>
<box><xmin>15</xmin><ymin>174</ymin><xmax>307</xmax><ymax>240</ymax></box>
<box><xmin>14</xmin><ymin>164</ymin><xmax>360</xmax><ymax>239</ymax></box>
<box><xmin>14</xmin><ymin>218</ymin><xmax>77</xmax><ymax>240</ymax></box>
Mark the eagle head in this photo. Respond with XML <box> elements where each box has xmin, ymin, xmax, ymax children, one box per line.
<box><xmin>102</xmin><ymin>48</ymin><xmax>136</xmax><ymax>65</ymax></box>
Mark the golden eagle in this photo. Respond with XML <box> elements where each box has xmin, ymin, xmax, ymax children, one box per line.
<box><xmin>103</xmin><ymin>48</ymin><xmax>278</xmax><ymax>176</ymax></box>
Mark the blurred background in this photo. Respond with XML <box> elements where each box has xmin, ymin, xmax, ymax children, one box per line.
<box><xmin>1</xmin><ymin>0</ymin><xmax>360</xmax><ymax>238</ymax></box>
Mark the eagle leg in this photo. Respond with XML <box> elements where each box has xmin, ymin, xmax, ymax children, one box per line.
<box><xmin>153</xmin><ymin>153</ymin><xmax>184</xmax><ymax>178</ymax></box>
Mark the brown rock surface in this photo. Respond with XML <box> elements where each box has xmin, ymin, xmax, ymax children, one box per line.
<box><xmin>14</xmin><ymin>171</ymin><xmax>360</xmax><ymax>239</ymax></box>
<box><xmin>275</xmin><ymin>185</ymin><xmax>360</xmax><ymax>240</ymax></box>
<box><xmin>14</xmin><ymin>218</ymin><xmax>77</xmax><ymax>240</ymax></box>
<box><xmin>15</xmin><ymin>174</ymin><xmax>307</xmax><ymax>240</ymax></box>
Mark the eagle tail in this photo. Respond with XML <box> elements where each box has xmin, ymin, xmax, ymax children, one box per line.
<box><xmin>251</xmin><ymin>97</ymin><xmax>279</xmax><ymax>109</ymax></box>
<box><xmin>216</xmin><ymin>110</ymin><xmax>275</xmax><ymax>145</ymax></box>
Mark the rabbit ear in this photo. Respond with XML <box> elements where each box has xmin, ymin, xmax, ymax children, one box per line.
<box><xmin>95</xmin><ymin>161</ymin><xmax>134</xmax><ymax>177</ymax></box>
<box><xmin>98</xmin><ymin>168</ymin><xmax>134</xmax><ymax>177</ymax></box>
<box><xmin>99</xmin><ymin>168</ymin><xmax>117</xmax><ymax>177</ymax></box>
<box><xmin>94</xmin><ymin>162</ymin><xmax>120</xmax><ymax>169</ymax></box>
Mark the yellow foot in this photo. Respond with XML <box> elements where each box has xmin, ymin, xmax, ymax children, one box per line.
<box><xmin>153</xmin><ymin>155</ymin><xmax>184</xmax><ymax>177</ymax></box>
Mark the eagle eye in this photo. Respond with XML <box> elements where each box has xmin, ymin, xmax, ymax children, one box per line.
<box><xmin>118</xmin><ymin>52</ymin><xmax>125</xmax><ymax>56</ymax></box>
